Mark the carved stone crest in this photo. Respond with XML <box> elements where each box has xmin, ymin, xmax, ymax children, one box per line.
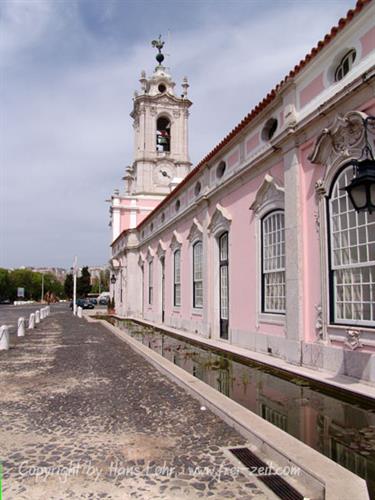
<box><xmin>315</xmin><ymin>304</ymin><xmax>324</xmax><ymax>341</ymax></box>
<box><xmin>309</xmin><ymin>111</ymin><xmax>368</xmax><ymax>169</ymax></box>
<box><xmin>344</xmin><ymin>329</ymin><xmax>363</xmax><ymax>350</ymax></box>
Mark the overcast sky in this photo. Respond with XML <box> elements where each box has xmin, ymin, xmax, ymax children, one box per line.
<box><xmin>1</xmin><ymin>0</ymin><xmax>356</xmax><ymax>269</ymax></box>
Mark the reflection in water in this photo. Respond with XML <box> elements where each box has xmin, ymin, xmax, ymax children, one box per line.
<box><xmin>113</xmin><ymin>319</ymin><xmax>375</xmax><ymax>498</ymax></box>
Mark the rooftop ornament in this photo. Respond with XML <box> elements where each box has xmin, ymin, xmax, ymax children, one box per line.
<box><xmin>151</xmin><ymin>35</ymin><xmax>165</xmax><ymax>66</ymax></box>
<box><xmin>344</xmin><ymin>115</ymin><xmax>375</xmax><ymax>214</ymax></box>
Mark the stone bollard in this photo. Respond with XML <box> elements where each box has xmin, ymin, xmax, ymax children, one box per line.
<box><xmin>0</xmin><ymin>325</ymin><xmax>10</xmax><ymax>350</ymax></box>
<box><xmin>77</xmin><ymin>306</ymin><xmax>83</xmax><ymax>318</ymax></box>
<box><xmin>18</xmin><ymin>317</ymin><xmax>25</xmax><ymax>337</ymax></box>
<box><xmin>41</xmin><ymin>308</ymin><xmax>45</xmax><ymax>320</ymax></box>
<box><xmin>35</xmin><ymin>310</ymin><xmax>40</xmax><ymax>324</ymax></box>
<box><xmin>29</xmin><ymin>313</ymin><xmax>35</xmax><ymax>329</ymax></box>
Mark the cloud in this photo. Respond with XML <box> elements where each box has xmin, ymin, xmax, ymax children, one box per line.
<box><xmin>0</xmin><ymin>0</ymin><xmax>355</xmax><ymax>268</ymax></box>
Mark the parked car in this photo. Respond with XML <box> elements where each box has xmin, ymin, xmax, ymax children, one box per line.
<box><xmin>99</xmin><ymin>297</ymin><xmax>110</xmax><ymax>306</ymax></box>
<box><xmin>69</xmin><ymin>299</ymin><xmax>95</xmax><ymax>310</ymax></box>
<box><xmin>89</xmin><ymin>298</ymin><xmax>97</xmax><ymax>305</ymax></box>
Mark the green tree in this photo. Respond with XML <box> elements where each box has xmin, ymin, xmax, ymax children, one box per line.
<box><xmin>0</xmin><ymin>268</ymin><xmax>11</xmax><ymax>300</ymax></box>
<box><xmin>100</xmin><ymin>269</ymin><xmax>110</xmax><ymax>291</ymax></box>
<box><xmin>43</xmin><ymin>273</ymin><xmax>64</xmax><ymax>299</ymax></box>
<box><xmin>64</xmin><ymin>273</ymin><xmax>74</xmax><ymax>298</ymax></box>
<box><xmin>77</xmin><ymin>266</ymin><xmax>91</xmax><ymax>297</ymax></box>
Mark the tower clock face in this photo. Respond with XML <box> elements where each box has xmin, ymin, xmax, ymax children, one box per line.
<box><xmin>155</xmin><ymin>164</ymin><xmax>174</xmax><ymax>185</ymax></box>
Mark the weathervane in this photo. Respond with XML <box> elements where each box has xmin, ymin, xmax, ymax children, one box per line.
<box><xmin>151</xmin><ymin>35</ymin><xmax>165</xmax><ymax>65</ymax></box>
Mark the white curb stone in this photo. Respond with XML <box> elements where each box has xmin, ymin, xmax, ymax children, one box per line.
<box><xmin>18</xmin><ymin>317</ymin><xmax>25</xmax><ymax>337</ymax></box>
<box><xmin>0</xmin><ymin>325</ymin><xmax>10</xmax><ymax>350</ymax></box>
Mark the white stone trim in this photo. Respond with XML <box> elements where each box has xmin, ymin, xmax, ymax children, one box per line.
<box><xmin>169</xmin><ymin>230</ymin><xmax>182</xmax><ymax>252</ymax></box>
<box><xmin>146</xmin><ymin>246</ymin><xmax>155</xmax><ymax>262</ymax></box>
<box><xmin>156</xmin><ymin>239</ymin><xmax>166</xmax><ymax>259</ymax></box>
<box><xmin>251</xmin><ymin>174</ymin><xmax>285</xmax><ymax>329</ymax></box>
<box><xmin>187</xmin><ymin>218</ymin><xmax>203</xmax><ymax>243</ymax></box>
<box><xmin>249</xmin><ymin>174</ymin><xmax>285</xmax><ymax>215</ymax></box>
<box><xmin>309</xmin><ymin>110</ymin><xmax>375</xmax><ymax>341</ymax></box>
<box><xmin>207</xmin><ymin>204</ymin><xmax>232</xmax><ymax>235</ymax></box>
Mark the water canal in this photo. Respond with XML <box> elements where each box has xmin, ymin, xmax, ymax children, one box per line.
<box><xmin>108</xmin><ymin>318</ymin><xmax>375</xmax><ymax>497</ymax></box>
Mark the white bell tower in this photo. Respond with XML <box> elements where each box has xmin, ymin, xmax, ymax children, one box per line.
<box><xmin>129</xmin><ymin>36</ymin><xmax>192</xmax><ymax>195</ymax></box>
<box><xmin>110</xmin><ymin>36</ymin><xmax>192</xmax><ymax>242</ymax></box>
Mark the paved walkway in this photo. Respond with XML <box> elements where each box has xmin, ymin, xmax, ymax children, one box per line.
<box><xmin>0</xmin><ymin>310</ymin><xmax>270</xmax><ymax>499</ymax></box>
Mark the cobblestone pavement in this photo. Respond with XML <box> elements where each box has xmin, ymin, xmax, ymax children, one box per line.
<box><xmin>0</xmin><ymin>309</ymin><xmax>271</xmax><ymax>499</ymax></box>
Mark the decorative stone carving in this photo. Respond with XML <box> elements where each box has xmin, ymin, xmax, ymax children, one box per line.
<box><xmin>207</xmin><ymin>204</ymin><xmax>232</xmax><ymax>235</ymax></box>
<box><xmin>110</xmin><ymin>258</ymin><xmax>120</xmax><ymax>270</ymax></box>
<box><xmin>173</xmin><ymin>109</ymin><xmax>181</xmax><ymax>118</ymax></box>
<box><xmin>157</xmin><ymin>240</ymin><xmax>166</xmax><ymax>258</ymax></box>
<box><xmin>138</xmin><ymin>254</ymin><xmax>145</xmax><ymax>267</ymax></box>
<box><xmin>315</xmin><ymin>304</ymin><xmax>324</xmax><ymax>341</ymax></box>
<box><xmin>314</xmin><ymin>178</ymin><xmax>327</xmax><ymax>199</ymax></box>
<box><xmin>309</xmin><ymin>110</ymin><xmax>368</xmax><ymax>169</ymax></box>
<box><xmin>314</xmin><ymin>211</ymin><xmax>320</xmax><ymax>232</ymax></box>
<box><xmin>187</xmin><ymin>218</ymin><xmax>203</xmax><ymax>242</ymax></box>
<box><xmin>344</xmin><ymin>329</ymin><xmax>363</xmax><ymax>350</ymax></box>
<box><xmin>169</xmin><ymin>230</ymin><xmax>182</xmax><ymax>251</ymax></box>
<box><xmin>249</xmin><ymin>174</ymin><xmax>284</xmax><ymax>214</ymax></box>
<box><xmin>146</xmin><ymin>246</ymin><xmax>155</xmax><ymax>261</ymax></box>
<box><xmin>150</xmin><ymin>106</ymin><xmax>157</xmax><ymax>117</ymax></box>
<box><xmin>283</xmin><ymin>104</ymin><xmax>297</xmax><ymax>129</ymax></box>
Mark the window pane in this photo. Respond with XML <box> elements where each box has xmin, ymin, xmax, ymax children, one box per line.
<box><xmin>329</xmin><ymin>167</ymin><xmax>375</xmax><ymax>326</ymax></box>
<box><xmin>174</xmin><ymin>250</ymin><xmax>181</xmax><ymax>306</ymax></box>
<box><xmin>329</xmin><ymin>166</ymin><xmax>375</xmax><ymax>326</ymax></box>
<box><xmin>262</xmin><ymin>211</ymin><xmax>285</xmax><ymax>314</ymax></box>
<box><xmin>193</xmin><ymin>241</ymin><xmax>203</xmax><ymax>308</ymax></box>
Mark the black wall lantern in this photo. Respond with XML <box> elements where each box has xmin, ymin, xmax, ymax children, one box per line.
<box><xmin>345</xmin><ymin>115</ymin><xmax>375</xmax><ymax>214</ymax></box>
<box><xmin>110</xmin><ymin>274</ymin><xmax>117</xmax><ymax>284</ymax></box>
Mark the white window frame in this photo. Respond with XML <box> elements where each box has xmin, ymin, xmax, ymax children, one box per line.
<box><xmin>148</xmin><ymin>260</ymin><xmax>153</xmax><ymax>306</ymax></box>
<box><xmin>173</xmin><ymin>249</ymin><xmax>181</xmax><ymax>307</ymax></box>
<box><xmin>250</xmin><ymin>175</ymin><xmax>285</xmax><ymax>326</ymax></box>
<box><xmin>169</xmin><ymin>231</ymin><xmax>182</xmax><ymax>311</ymax></box>
<box><xmin>334</xmin><ymin>49</ymin><xmax>356</xmax><ymax>82</ymax></box>
<box><xmin>261</xmin><ymin>210</ymin><xmax>286</xmax><ymax>315</ymax></box>
<box><xmin>193</xmin><ymin>241</ymin><xmax>203</xmax><ymax>309</ymax></box>
<box><xmin>328</xmin><ymin>165</ymin><xmax>375</xmax><ymax>327</ymax></box>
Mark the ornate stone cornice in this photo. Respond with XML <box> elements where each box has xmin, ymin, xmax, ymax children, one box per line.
<box><xmin>249</xmin><ymin>174</ymin><xmax>284</xmax><ymax>214</ymax></box>
<box><xmin>207</xmin><ymin>204</ymin><xmax>232</xmax><ymax>235</ymax></box>
<box><xmin>187</xmin><ymin>218</ymin><xmax>203</xmax><ymax>243</ymax></box>
<box><xmin>156</xmin><ymin>240</ymin><xmax>166</xmax><ymax>258</ymax></box>
<box><xmin>169</xmin><ymin>231</ymin><xmax>182</xmax><ymax>251</ymax></box>
<box><xmin>309</xmin><ymin>110</ymin><xmax>368</xmax><ymax>169</ymax></box>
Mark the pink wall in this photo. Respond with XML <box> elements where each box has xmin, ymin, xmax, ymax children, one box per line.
<box><xmin>212</xmin><ymin>161</ymin><xmax>285</xmax><ymax>337</ymax></box>
<box><xmin>246</xmin><ymin>133</ymin><xmax>259</xmax><ymax>156</ymax></box>
<box><xmin>227</xmin><ymin>148</ymin><xmax>240</xmax><ymax>168</ymax></box>
<box><xmin>299</xmin><ymin>73</ymin><xmax>325</xmax><ymax>108</ymax></box>
<box><xmin>360</xmin><ymin>25</ymin><xmax>375</xmax><ymax>59</ymax></box>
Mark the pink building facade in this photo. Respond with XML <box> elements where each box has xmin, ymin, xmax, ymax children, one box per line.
<box><xmin>110</xmin><ymin>1</ymin><xmax>375</xmax><ymax>384</ymax></box>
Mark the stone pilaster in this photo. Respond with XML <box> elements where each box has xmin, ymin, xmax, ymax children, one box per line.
<box><xmin>283</xmin><ymin>145</ymin><xmax>304</xmax><ymax>364</ymax></box>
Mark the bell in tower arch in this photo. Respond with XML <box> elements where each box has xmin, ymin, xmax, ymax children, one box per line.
<box><xmin>156</xmin><ymin>116</ymin><xmax>171</xmax><ymax>152</ymax></box>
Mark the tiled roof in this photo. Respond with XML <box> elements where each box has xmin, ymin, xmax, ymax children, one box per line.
<box><xmin>112</xmin><ymin>0</ymin><xmax>372</xmax><ymax>246</ymax></box>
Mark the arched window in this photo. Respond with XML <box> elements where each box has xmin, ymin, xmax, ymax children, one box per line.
<box><xmin>156</xmin><ymin>116</ymin><xmax>171</xmax><ymax>152</ymax></box>
<box><xmin>148</xmin><ymin>260</ymin><xmax>153</xmax><ymax>305</ymax></box>
<box><xmin>261</xmin><ymin>211</ymin><xmax>285</xmax><ymax>314</ymax></box>
<box><xmin>173</xmin><ymin>249</ymin><xmax>181</xmax><ymax>307</ymax></box>
<box><xmin>328</xmin><ymin>165</ymin><xmax>375</xmax><ymax>326</ymax></box>
<box><xmin>193</xmin><ymin>241</ymin><xmax>203</xmax><ymax>308</ymax></box>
